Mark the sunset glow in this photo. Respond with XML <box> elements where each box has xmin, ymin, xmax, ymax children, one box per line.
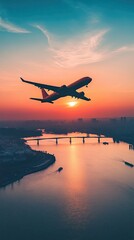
<box><xmin>0</xmin><ymin>0</ymin><xmax>134</xmax><ymax>120</ymax></box>
<box><xmin>67</xmin><ymin>101</ymin><xmax>78</xmax><ymax>107</ymax></box>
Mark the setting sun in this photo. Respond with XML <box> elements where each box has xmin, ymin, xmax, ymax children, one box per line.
<box><xmin>67</xmin><ymin>101</ymin><xmax>78</xmax><ymax>107</ymax></box>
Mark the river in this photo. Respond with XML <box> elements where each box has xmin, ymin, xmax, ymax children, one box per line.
<box><xmin>0</xmin><ymin>133</ymin><xmax>134</xmax><ymax>240</ymax></box>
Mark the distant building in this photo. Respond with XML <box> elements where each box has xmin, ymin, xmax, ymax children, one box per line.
<box><xmin>120</xmin><ymin>117</ymin><xmax>127</xmax><ymax>121</ymax></box>
<box><xmin>91</xmin><ymin>118</ymin><xmax>98</xmax><ymax>123</ymax></box>
<box><xmin>78</xmin><ymin>118</ymin><xmax>83</xmax><ymax>122</ymax></box>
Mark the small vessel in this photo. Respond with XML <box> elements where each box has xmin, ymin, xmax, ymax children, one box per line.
<box><xmin>103</xmin><ymin>142</ymin><xmax>109</xmax><ymax>145</ymax></box>
<box><xmin>124</xmin><ymin>161</ymin><xmax>133</xmax><ymax>168</ymax></box>
<box><xmin>57</xmin><ymin>167</ymin><xmax>63</xmax><ymax>172</ymax></box>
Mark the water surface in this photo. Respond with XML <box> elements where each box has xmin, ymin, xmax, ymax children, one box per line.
<box><xmin>0</xmin><ymin>133</ymin><xmax>134</xmax><ymax>240</ymax></box>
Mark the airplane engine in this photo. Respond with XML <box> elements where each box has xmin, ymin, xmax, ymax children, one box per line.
<box><xmin>61</xmin><ymin>85</ymin><xmax>67</xmax><ymax>90</ymax></box>
<box><xmin>79</xmin><ymin>91</ymin><xmax>85</xmax><ymax>96</ymax></box>
<box><xmin>59</xmin><ymin>85</ymin><xmax>67</xmax><ymax>93</ymax></box>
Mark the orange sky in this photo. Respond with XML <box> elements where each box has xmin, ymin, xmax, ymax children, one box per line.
<box><xmin>0</xmin><ymin>54</ymin><xmax>134</xmax><ymax>120</ymax></box>
<box><xmin>0</xmin><ymin>52</ymin><xmax>134</xmax><ymax>120</ymax></box>
<box><xmin>0</xmin><ymin>1</ymin><xmax>134</xmax><ymax>120</ymax></box>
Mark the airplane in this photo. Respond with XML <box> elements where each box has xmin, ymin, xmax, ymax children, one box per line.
<box><xmin>20</xmin><ymin>76</ymin><xmax>92</xmax><ymax>104</ymax></box>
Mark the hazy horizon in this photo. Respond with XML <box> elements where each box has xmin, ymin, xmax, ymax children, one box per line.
<box><xmin>0</xmin><ymin>116</ymin><xmax>134</xmax><ymax>122</ymax></box>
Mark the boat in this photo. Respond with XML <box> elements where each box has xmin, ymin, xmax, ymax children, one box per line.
<box><xmin>57</xmin><ymin>167</ymin><xmax>63</xmax><ymax>172</ymax></box>
<box><xmin>124</xmin><ymin>161</ymin><xmax>133</xmax><ymax>168</ymax></box>
<box><xmin>103</xmin><ymin>142</ymin><xmax>109</xmax><ymax>145</ymax></box>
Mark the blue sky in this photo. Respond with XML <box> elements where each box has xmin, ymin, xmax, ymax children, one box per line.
<box><xmin>0</xmin><ymin>0</ymin><xmax>134</xmax><ymax>69</ymax></box>
<box><xmin>0</xmin><ymin>0</ymin><xmax>134</xmax><ymax>42</ymax></box>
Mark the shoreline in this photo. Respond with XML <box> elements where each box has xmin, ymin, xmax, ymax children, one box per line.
<box><xmin>0</xmin><ymin>152</ymin><xmax>56</xmax><ymax>188</ymax></box>
<box><xmin>0</xmin><ymin>155</ymin><xmax>56</xmax><ymax>189</ymax></box>
<box><xmin>0</xmin><ymin>138</ymin><xmax>56</xmax><ymax>189</ymax></box>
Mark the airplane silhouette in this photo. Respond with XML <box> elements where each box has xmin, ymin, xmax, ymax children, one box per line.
<box><xmin>20</xmin><ymin>76</ymin><xmax>92</xmax><ymax>104</ymax></box>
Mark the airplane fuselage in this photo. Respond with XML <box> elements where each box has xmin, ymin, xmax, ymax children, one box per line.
<box><xmin>21</xmin><ymin>76</ymin><xmax>92</xmax><ymax>103</ymax></box>
<box><xmin>67</xmin><ymin>77</ymin><xmax>91</xmax><ymax>90</ymax></box>
<box><xmin>41</xmin><ymin>77</ymin><xmax>92</xmax><ymax>102</ymax></box>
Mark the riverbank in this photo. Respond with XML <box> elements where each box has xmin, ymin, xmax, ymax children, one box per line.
<box><xmin>0</xmin><ymin>136</ymin><xmax>56</xmax><ymax>188</ymax></box>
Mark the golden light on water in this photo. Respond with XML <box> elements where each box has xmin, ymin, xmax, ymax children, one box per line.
<box><xmin>67</xmin><ymin>101</ymin><xmax>78</xmax><ymax>107</ymax></box>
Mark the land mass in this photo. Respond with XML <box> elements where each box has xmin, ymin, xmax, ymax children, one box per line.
<box><xmin>0</xmin><ymin>130</ymin><xmax>55</xmax><ymax>188</ymax></box>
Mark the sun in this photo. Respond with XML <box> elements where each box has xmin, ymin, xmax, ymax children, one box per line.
<box><xmin>67</xmin><ymin>101</ymin><xmax>78</xmax><ymax>107</ymax></box>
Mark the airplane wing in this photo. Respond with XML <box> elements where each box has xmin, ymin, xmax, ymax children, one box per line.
<box><xmin>20</xmin><ymin>77</ymin><xmax>60</xmax><ymax>92</ymax></box>
<box><xmin>78</xmin><ymin>95</ymin><xmax>90</xmax><ymax>101</ymax></box>
<box><xmin>71</xmin><ymin>91</ymin><xmax>91</xmax><ymax>101</ymax></box>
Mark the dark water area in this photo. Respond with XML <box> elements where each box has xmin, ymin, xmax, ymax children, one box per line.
<box><xmin>0</xmin><ymin>133</ymin><xmax>134</xmax><ymax>240</ymax></box>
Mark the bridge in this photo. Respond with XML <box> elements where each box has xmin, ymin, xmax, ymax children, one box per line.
<box><xmin>26</xmin><ymin>135</ymin><xmax>110</xmax><ymax>145</ymax></box>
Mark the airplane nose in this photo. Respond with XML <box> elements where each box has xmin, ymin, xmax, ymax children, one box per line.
<box><xmin>88</xmin><ymin>77</ymin><xmax>92</xmax><ymax>83</ymax></box>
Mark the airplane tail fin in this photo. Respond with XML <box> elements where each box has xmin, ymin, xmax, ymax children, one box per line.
<box><xmin>30</xmin><ymin>88</ymin><xmax>52</xmax><ymax>103</ymax></box>
<box><xmin>41</xmin><ymin>88</ymin><xmax>49</xmax><ymax>99</ymax></box>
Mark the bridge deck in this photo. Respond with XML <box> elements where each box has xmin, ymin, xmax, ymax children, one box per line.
<box><xmin>26</xmin><ymin>136</ymin><xmax>109</xmax><ymax>141</ymax></box>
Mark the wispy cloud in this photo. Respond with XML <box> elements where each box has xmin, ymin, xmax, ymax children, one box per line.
<box><xmin>113</xmin><ymin>45</ymin><xmax>134</xmax><ymax>53</ymax></box>
<box><xmin>0</xmin><ymin>17</ymin><xmax>30</xmax><ymax>33</ymax></box>
<box><xmin>34</xmin><ymin>24</ymin><xmax>134</xmax><ymax>68</ymax></box>
<box><xmin>33</xmin><ymin>24</ymin><xmax>52</xmax><ymax>45</ymax></box>
<box><xmin>51</xmin><ymin>30</ymin><xmax>108</xmax><ymax>67</ymax></box>
<box><xmin>34</xmin><ymin>25</ymin><xmax>108</xmax><ymax>67</ymax></box>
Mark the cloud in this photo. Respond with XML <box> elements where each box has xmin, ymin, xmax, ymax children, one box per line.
<box><xmin>51</xmin><ymin>30</ymin><xmax>109</xmax><ymax>67</ymax></box>
<box><xmin>0</xmin><ymin>17</ymin><xmax>30</xmax><ymax>33</ymax></box>
<box><xmin>34</xmin><ymin>24</ymin><xmax>108</xmax><ymax>67</ymax></box>
<box><xmin>34</xmin><ymin>24</ymin><xmax>134</xmax><ymax>68</ymax></box>
<box><xmin>113</xmin><ymin>45</ymin><xmax>134</xmax><ymax>53</ymax></box>
<box><xmin>33</xmin><ymin>24</ymin><xmax>52</xmax><ymax>45</ymax></box>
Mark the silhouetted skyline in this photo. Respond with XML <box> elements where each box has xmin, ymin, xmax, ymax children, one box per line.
<box><xmin>0</xmin><ymin>117</ymin><xmax>134</xmax><ymax>144</ymax></box>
